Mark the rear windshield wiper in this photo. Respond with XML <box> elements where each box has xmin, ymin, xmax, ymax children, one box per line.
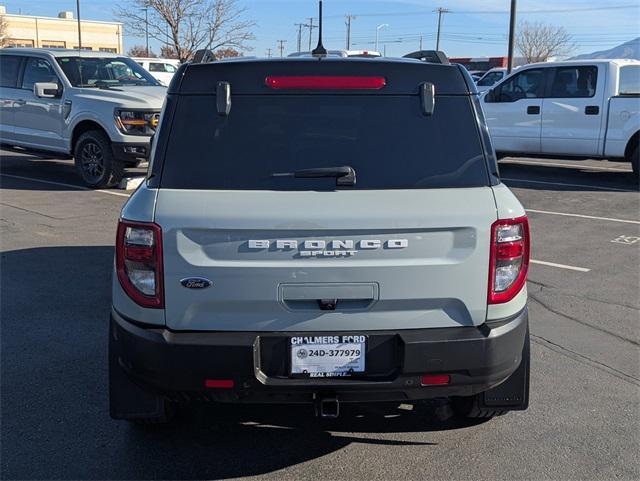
<box><xmin>272</xmin><ymin>165</ymin><xmax>356</xmax><ymax>186</ymax></box>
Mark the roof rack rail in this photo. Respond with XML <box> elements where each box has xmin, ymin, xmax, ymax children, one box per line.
<box><xmin>192</xmin><ymin>49</ymin><xmax>216</xmax><ymax>64</ymax></box>
<box><xmin>403</xmin><ymin>50</ymin><xmax>450</xmax><ymax>65</ymax></box>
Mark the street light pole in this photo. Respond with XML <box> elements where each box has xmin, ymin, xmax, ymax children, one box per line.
<box><xmin>507</xmin><ymin>0</ymin><xmax>517</xmax><ymax>73</ymax></box>
<box><xmin>375</xmin><ymin>24</ymin><xmax>388</xmax><ymax>53</ymax></box>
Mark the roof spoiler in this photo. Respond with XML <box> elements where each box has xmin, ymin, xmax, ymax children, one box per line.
<box><xmin>403</xmin><ymin>50</ymin><xmax>450</xmax><ymax>65</ymax></box>
<box><xmin>192</xmin><ymin>49</ymin><xmax>216</xmax><ymax>64</ymax></box>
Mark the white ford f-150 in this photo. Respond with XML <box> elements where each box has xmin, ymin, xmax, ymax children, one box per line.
<box><xmin>481</xmin><ymin>59</ymin><xmax>640</xmax><ymax>178</ymax></box>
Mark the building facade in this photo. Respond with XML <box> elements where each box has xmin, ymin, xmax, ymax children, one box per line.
<box><xmin>0</xmin><ymin>6</ymin><xmax>123</xmax><ymax>53</ymax></box>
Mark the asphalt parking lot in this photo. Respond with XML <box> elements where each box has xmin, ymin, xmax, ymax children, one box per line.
<box><xmin>1</xmin><ymin>148</ymin><xmax>639</xmax><ymax>480</ymax></box>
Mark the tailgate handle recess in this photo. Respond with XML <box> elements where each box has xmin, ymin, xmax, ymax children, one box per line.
<box><xmin>280</xmin><ymin>283</ymin><xmax>379</xmax><ymax>311</ymax></box>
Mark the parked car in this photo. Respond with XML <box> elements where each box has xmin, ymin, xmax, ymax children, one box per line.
<box><xmin>133</xmin><ymin>57</ymin><xmax>180</xmax><ymax>86</ymax></box>
<box><xmin>0</xmin><ymin>48</ymin><xmax>166</xmax><ymax>187</ymax></box>
<box><xmin>475</xmin><ymin>67</ymin><xmax>507</xmax><ymax>92</ymax></box>
<box><xmin>109</xmin><ymin>52</ymin><xmax>531</xmax><ymax>424</ymax></box>
<box><xmin>481</xmin><ymin>59</ymin><xmax>640</xmax><ymax>177</ymax></box>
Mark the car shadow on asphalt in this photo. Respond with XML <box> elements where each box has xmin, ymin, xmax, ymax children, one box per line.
<box><xmin>498</xmin><ymin>162</ymin><xmax>639</xmax><ymax>192</ymax></box>
<box><xmin>0</xmin><ymin>150</ymin><xmax>146</xmax><ymax>190</ymax></box>
<box><xmin>0</xmin><ymin>245</ymin><xmax>488</xmax><ymax>480</ymax></box>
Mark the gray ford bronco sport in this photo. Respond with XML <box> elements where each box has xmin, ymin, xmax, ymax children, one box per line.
<box><xmin>110</xmin><ymin>44</ymin><xmax>531</xmax><ymax>423</ymax></box>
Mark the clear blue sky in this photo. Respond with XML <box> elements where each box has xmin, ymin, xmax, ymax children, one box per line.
<box><xmin>3</xmin><ymin>0</ymin><xmax>639</xmax><ymax>58</ymax></box>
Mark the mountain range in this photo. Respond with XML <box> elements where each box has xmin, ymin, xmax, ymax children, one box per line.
<box><xmin>570</xmin><ymin>37</ymin><xmax>640</xmax><ymax>60</ymax></box>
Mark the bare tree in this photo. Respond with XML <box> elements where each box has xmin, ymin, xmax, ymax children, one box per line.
<box><xmin>160</xmin><ymin>45</ymin><xmax>179</xmax><ymax>58</ymax></box>
<box><xmin>116</xmin><ymin>0</ymin><xmax>255</xmax><ymax>63</ymax></box>
<box><xmin>516</xmin><ymin>21</ymin><xmax>575</xmax><ymax>63</ymax></box>
<box><xmin>214</xmin><ymin>47</ymin><xmax>241</xmax><ymax>59</ymax></box>
<box><xmin>0</xmin><ymin>14</ymin><xmax>8</xmax><ymax>47</ymax></box>
<box><xmin>127</xmin><ymin>45</ymin><xmax>157</xmax><ymax>57</ymax></box>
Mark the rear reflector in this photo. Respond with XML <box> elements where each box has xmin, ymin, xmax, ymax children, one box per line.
<box><xmin>421</xmin><ymin>374</ymin><xmax>451</xmax><ymax>386</ymax></box>
<box><xmin>265</xmin><ymin>76</ymin><xmax>386</xmax><ymax>90</ymax></box>
<box><xmin>204</xmin><ymin>379</ymin><xmax>235</xmax><ymax>389</ymax></box>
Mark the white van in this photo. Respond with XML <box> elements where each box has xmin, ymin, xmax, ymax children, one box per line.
<box><xmin>133</xmin><ymin>58</ymin><xmax>180</xmax><ymax>85</ymax></box>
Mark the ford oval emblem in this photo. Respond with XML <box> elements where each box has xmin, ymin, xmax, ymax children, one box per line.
<box><xmin>180</xmin><ymin>277</ymin><xmax>212</xmax><ymax>289</ymax></box>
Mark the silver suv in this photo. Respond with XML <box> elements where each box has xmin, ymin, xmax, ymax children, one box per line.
<box><xmin>0</xmin><ymin>48</ymin><xmax>166</xmax><ymax>187</ymax></box>
<box><xmin>109</xmin><ymin>51</ymin><xmax>531</xmax><ymax>423</ymax></box>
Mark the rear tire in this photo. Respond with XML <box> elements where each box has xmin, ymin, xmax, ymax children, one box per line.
<box><xmin>452</xmin><ymin>328</ymin><xmax>530</xmax><ymax>419</ymax></box>
<box><xmin>74</xmin><ymin>130</ymin><xmax>124</xmax><ymax>188</ymax></box>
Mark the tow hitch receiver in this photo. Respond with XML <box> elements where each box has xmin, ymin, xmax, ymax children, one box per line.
<box><xmin>315</xmin><ymin>395</ymin><xmax>340</xmax><ymax>418</ymax></box>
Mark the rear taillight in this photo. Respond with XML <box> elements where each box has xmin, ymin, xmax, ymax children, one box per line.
<box><xmin>116</xmin><ymin>220</ymin><xmax>164</xmax><ymax>308</ymax></box>
<box><xmin>488</xmin><ymin>216</ymin><xmax>530</xmax><ymax>304</ymax></box>
<box><xmin>265</xmin><ymin>76</ymin><xmax>386</xmax><ymax>90</ymax></box>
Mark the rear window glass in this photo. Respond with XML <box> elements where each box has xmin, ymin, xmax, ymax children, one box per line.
<box><xmin>159</xmin><ymin>95</ymin><xmax>488</xmax><ymax>190</ymax></box>
<box><xmin>618</xmin><ymin>65</ymin><xmax>640</xmax><ymax>95</ymax></box>
<box><xmin>0</xmin><ymin>55</ymin><xmax>21</xmax><ymax>88</ymax></box>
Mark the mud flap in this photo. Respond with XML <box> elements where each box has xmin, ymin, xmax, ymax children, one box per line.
<box><xmin>109</xmin><ymin>319</ymin><xmax>171</xmax><ymax>421</ymax></box>
<box><xmin>479</xmin><ymin>328</ymin><xmax>530</xmax><ymax>411</ymax></box>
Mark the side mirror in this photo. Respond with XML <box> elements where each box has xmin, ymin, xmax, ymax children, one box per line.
<box><xmin>34</xmin><ymin>82</ymin><xmax>60</xmax><ymax>99</ymax></box>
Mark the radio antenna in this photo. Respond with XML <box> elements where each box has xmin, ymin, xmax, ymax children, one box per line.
<box><xmin>311</xmin><ymin>0</ymin><xmax>328</xmax><ymax>57</ymax></box>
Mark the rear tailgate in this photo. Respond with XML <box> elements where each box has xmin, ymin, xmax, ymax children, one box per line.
<box><xmin>156</xmin><ymin>188</ymin><xmax>497</xmax><ymax>331</ymax></box>
<box><xmin>154</xmin><ymin>57</ymin><xmax>496</xmax><ymax>332</ymax></box>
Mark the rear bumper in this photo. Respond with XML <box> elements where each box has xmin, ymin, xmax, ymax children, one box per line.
<box><xmin>110</xmin><ymin>307</ymin><xmax>528</xmax><ymax>403</ymax></box>
<box><xmin>111</xmin><ymin>141</ymin><xmax>150</xmax><ymax>163</ymax></box>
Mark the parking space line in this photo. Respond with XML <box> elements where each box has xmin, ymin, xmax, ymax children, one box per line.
<box><xmin>501</xmin><ymin>159</ymin><xmax>631</xmax><ymax>172</ymax></box>
<box><xmin>502</xmin><ymin>177</ymin><xmax>637</xmax><ymax>193</ymax></box>
<box><xmin>530</xmin><ymin>259</ymin><xmax>591</xmax><ymax>272</ymax></box>
<box><xmin>526</xmin><ymin>208</ymin><xmax>640</xmax><ymax>225</ymax></box>
<box><xmin>0</xmin><ymin>173</ymin><xmax>131</xmax><ymax>198</ymax></box>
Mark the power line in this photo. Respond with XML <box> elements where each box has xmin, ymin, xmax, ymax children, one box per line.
<box><xmin>323</xmin><ymin>3</ymin><xmax>638</xmax><ymax>19</ymax></box>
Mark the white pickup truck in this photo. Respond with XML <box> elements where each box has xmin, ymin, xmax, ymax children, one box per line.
<box><xmin>481</xmin><ymin>59</ymin><xmax>640</xmax><ymax>178</ymax></box>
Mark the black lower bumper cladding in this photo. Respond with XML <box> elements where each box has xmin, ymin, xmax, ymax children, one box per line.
<box><xmin>110</xmin><ymin>307</ymin><xmax>528</xmax><ymax>415</ymax></box>
<box><xmin>111</xmin><ymin>142</ymin><xmax>150</xmax><ymax>162</ymax></box>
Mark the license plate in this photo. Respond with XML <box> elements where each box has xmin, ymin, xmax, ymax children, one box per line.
<box><xmin>290</xmin><ymin>335</ymin><xmax>366</xmax><ymax>378</ymax></box>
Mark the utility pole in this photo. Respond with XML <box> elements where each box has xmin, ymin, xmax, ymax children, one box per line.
<box><xmin>277</xmin><ymin>40</ymin><xmax>287</xmax><ymax>58</ymax></box>
<box><xmin>345</xmin><ymin>15</ymin><xmax>356</xmax><ymax>50</ymax></box>
<box><xmin>295</xmin><ymin>23</ymin><xmax>305</xmax><ymax>52</ymax></box>
<box><xmin>75</xmin><ymin>0</ymin><xmax>82</xmax><ymax>51</ymax></box>
<box><xmin>307</xmin><ymin>17</ymin><xmax>317</xmax><ymax>51</ymax></box>
<box><xmin>419</xmin><ymin>34</ymin><xmax>423</xmax><ymax>50</ymax></box>
<box><xmin>144</xmin><ymin>6</ymin><xmax>149</xmax><ymax>56</ymax></box>
<box><xmin>266</xmin><ymin>48</ymin><xmax>272</xmax><ymax>58</ymax></box>
<box><xmin>435</xmin><ymin>7</ymin><xmax>449</xmax><ymax>51</ymax></box>
<box><xmin>507</xmin><ymin>0</ymin><xmax>517</xmax><ymax>73</ymax></box>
